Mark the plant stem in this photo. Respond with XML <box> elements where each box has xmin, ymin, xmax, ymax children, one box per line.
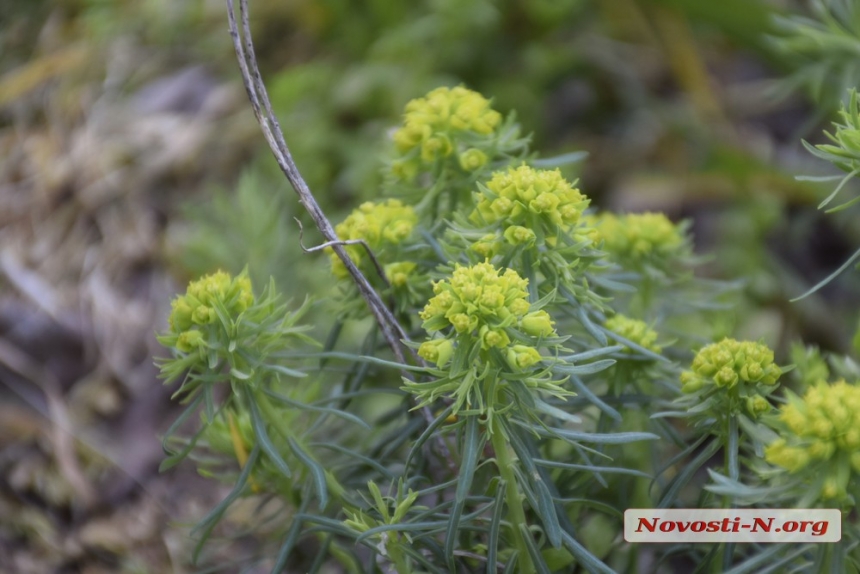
<box><xmin>490</xmin><ymin>417</ymin><xmax>535</xmax><ymax>574</ymax></box>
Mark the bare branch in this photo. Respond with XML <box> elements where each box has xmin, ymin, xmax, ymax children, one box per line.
<box><xmin>294</xmin><ymin>217</ymin><xmax>391</xmax><ymax>289</ymax></box>
<box><xmin>225</xmin><ymin>0</ymin><xmax>456</xmax><ymax>474</ymax></box>
<box><xmin>226</xmin><ymin>0</ymin><xmax>410</xmax><ymax>364</ymax></box>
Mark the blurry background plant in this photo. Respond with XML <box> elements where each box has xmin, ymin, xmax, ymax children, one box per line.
<box><xmin>2</xmin><ymin>0</ymin><xmax>860</xmax><ymax>572</ymax></box>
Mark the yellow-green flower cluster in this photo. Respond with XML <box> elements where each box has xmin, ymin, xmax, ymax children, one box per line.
<box><xmin>391</xmin><ymin>86</ymin><xmax>501</xmax><ymax>178</ymax></box>
<box><xmin>604</xmin><ymin>315</ymin><xmax>661</xmax><ymax>354</ymax></box>
<box><xmin>419</xmin><ymin>261</ymin><xmax>554</xmax><ymax>356</ymax></box>
<box><xmin>330</xmin><ymin>200</ymin><xmax>417</xmax><ymax>279</ymax></box>
<box><xmin>168</xmin><ymin>271</ymin><xmax>255</xmax><ymax>352</ymax></box>
<box><xmin>590</xmin><ymin>212</ymin><xmax>684</xmax><ymax>264</ymax></box>
<box><xmin>680</xmin><ymin>338</ymin><xmax>781</xmax><ymax>393</ymax></box>
<box><xmin>471</xmin><ymin>165</ymin><xmax>589</xmax><ymax>245</ymax></box>
<box><xmin>765</xmin><ymin>380</ymin><xmax>860</xmax><ymax>499</ymax></box>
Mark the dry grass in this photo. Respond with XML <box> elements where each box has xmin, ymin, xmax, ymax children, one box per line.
<box><xmin>0</xmin><ymin>14</ymin><xmax>270</xmax><ymax>573</ymax></box>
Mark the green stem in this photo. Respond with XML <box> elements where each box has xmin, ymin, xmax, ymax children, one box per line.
<box><xmin>490</xmin><ymin>417</ymin><xmax>535</xmax><ymax>574</ymax></box>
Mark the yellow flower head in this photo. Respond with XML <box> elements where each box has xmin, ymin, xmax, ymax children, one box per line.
<box><xmin>681</xmin><ymin>338</ymin><xmax>781</xmax><ymax>393</ymax></box>
<box><xmin>766</xmin><ymin>380</ymin><xmax>860</xmax><ymax>499</ymax></box>
<box><xmin>471</xmin><ymin>166</ymin><xmax>590</xmax><ymax>243</ymax></box>
<box><xmin>604</xmin><ymin>315</ymin><xmax>661</xmax><ymax>354</ymax></box>
<box><xmin>169</xmin><ymin>271</ymin><xmax>255</xmax><ymax>329</ymax></box>
<box><xmin>384</xmin><ymin>261</ymin><xmax>417</xmax><ymax>288</ymax></box>
<box><xmin>420</xmin><ymin>261</ymin><xmax>546</xmax><ymax>349</ymax></box>
<box><xmin>392</xmin><ymin>86</ymin><xmax>501</xmax><ymax>177</ymax></box>
<box><xmin>591</xmin><ymin>212</ymin><xmax>684</xmax><ymax>265</ymax></box>
<box><xmin>330</xmin><ymin>200</ymin><xmax>417</xmax><ymax>278</ymax></box>
<box><xmin>168</xmin><ymin>270</ymin><xmax>256</xmax><ymax>352</ymax></box>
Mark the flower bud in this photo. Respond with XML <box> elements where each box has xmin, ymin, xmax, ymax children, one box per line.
<box><xmin>503</xmin><ymin>225</ymin><xmax>536</xmax><ymax>246</ymax></box>
<box><xmin>746</xmin><ymin>395</ymin><xmax>770</xmax><ymax>416</ymax></box>
<box><xmin>520</xmin><ymin>311</ymin><xmax>555</xmax><ymax>337</ymax></box>
<box><xmin>169</xmin><ymin>297</ymin><xmax>194</xmax><ymax>332</ymax></box>
<box><xmin>458</xmin><ymin>148</ymin><xmax>488</xmax><ymax>171</ymax></box>
<box><xmin>176</xmin><ymin>330</ymin><xmax>204</xmax><ymax>353</ymax></box>
<box><xmin>418</xmin><ymin>338</ymin><xmax>455</xmax><ymax>367</ymax></box>
<box><xmin>507</xmin><ymin>345</ymin><xmax>542</xmax><ymax>369</ymax></box>
<box><xmin>714</xmin><ymin>366</ymin><xmax>738</xmax><ymax>388</ymax></box>
<box><xmin>192</xmin><ymin>305</ymin><xmax>216</xmax><ymax>325</ymax></box>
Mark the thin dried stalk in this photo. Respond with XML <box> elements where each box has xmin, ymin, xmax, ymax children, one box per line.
<box><xmin>225</xmin><ymin>0</ymin><xmax>409</xmax><ymax>363</ymax></box>
<box><xmin>225</xmin><ymin>0</ymin><xmax>456</xmax><ymax>473</ymax></box>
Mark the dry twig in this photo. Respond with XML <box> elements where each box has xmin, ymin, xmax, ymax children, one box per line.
<box><xmin>225</xmin><ymin>0</ymin><xmax>456</xmax><ymax>474</ymax></box>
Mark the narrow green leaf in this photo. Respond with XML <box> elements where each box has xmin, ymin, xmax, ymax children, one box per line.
<box><xmin>520</xmin><ymin>524</ymin><xmax>552</xmax><ymax>574</ymax></box>
<box><xmin>355</xmin><ymin>520</ymin><xmax>450</xmax><ymax>544</ymax></box>
<box><xmin>658</xmin><ymin>438</ymin><xmax>721</xmax><ymax>508</ymax></box>
<box><xmin>599</xmin><ymin>327</ymin><xmax>670</xmax><ymax>362</ymax></box>
<box><xmin>723</xmin><ymin>543</ymin><xmax>808</xmax><ymax>574</ymax></box>
<box><xmin>264</xmin><ymin>389</ymin><xmax>369</xmax><ymax>429</ymax></box>
<box><xmin>534</xmin><ymin>399</ymin><xmax>582</xmax><ymax>424</ymax></box>
<box><xmin>795</xmin><ymin>174</ymin><xmax>842</xmax><ymax>181</ymax></box>
<box><xmin>264</xmin><ymin>364</ymin><xmax>307</xmax><ymax>378</ymax></box>
<box><xmin>552</xmin><ymin>497</ymin><xmax>623</xmax><ymax>518</ymax></box>
<box><xmin>270</xmin><ymin>498</ymin><xmax>311</xmax><ymax>574</ymax></box>
<box><xmin>653</xmin><ymin>434</ymin><xmax>710</xmax><ymax>480</ymax></box>
<box><xmin>570</xmin><ymin>376</ymin><xmax>621</xmax><ymax>421</ymax></box>
<box><xmin>790</xmin><ymin>244</ymin><xmax>860</xmax><ymax>301</ymax></box>
<box><xmin>553</xmin><ymin>359</ymin><xmax>616</xmax><ymax>376</ymax></box>
<box><xmin>230</xmin><ymin>367</ymin><xmax>252</xmax><ymax>380</ymax></box>
<box><xmin>507</xmin><ymin>429</ymin><xmax>562</xmax><ymax>549</ymax></box>
<box><xmin>575</xmin><ymin>306</ymin><xmax>607</xmax><ymax>346</ymax></box>
<box><xmin>300</xmin><ymin>351</ymin><xmax>427</xmax><ymax>371</ymax></box>
<box><xmin>534</xmin><ymin>459</ymin><xmax>651</xmax><ymax>478</ymax></box>
<box><xmin>817</xmin><ymin>167</ymin><xmax>860</xmax><ymax>209</ymax></box>
<box><xmin>405</xmin><ymin>404</ymin><xmax>454</xmax><ymax>471</ymax></box>
<box><xmin>159</xmin><ymin>392</ymin><xmax>204</xmax><ymax>462</ymax></box>
<box><xmin>559</xmin><ymin>530</ymin><xmax>614</xmax><ymax>574</ymax></box>
<box><xmin>530</xmin><ymin>151</ymin><xmax>588</xmax><ymax>167</ymax></box>
<box><xmin>191</xmin><ymin>445</ymin><xmax>259</xmax><ymax>564</ymax></box>
<box><xmin>487</xmin><ymin>480</ymin><xmax>506</xmax><ymax>574</ymax></box>
<box><xmin>825</xmin><ymin>191</ymin><xmax>860</xmax><ymax>212</ymax></box>
<box><xmin>288</xmin><ymin>437</ymin><xmax>328</xmax><ymax>510</ymax></box>
<box><xmin>520</xmin><ymin>421</ymin><xmax>659</xmax><ymax>444</ymax></box>
<box><xmin>560</xmin><ymin>346</ymin><xmax>624</xmax><ymax>362</ymax></box>
<box><xmin>727</xmin><ymin>415</ymin><xmax>739</xmax><ymax>481</ymax></box>
<box><xmin>587</xmin><ymin>274</ymin><xmax>638</xmax><ymax>292</ymax></box>
<box><xmin>446</xmin><ymin>415</ymin><xmax>484</xmax><ymax>569</ymax></box>
<box><xmin>246</xmin><ymin>390</ymin><xmax>292</xmax><ymax>479</ymax></box>
<box><xmin>312</xmin><ymin>442</ymin><xmax>394</xmax><ymax>478</ymax></box>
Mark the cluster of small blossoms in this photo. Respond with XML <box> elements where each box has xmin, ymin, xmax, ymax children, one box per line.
<box><xmin>470</xmin><ymin>165</ymin><xmax>590</xmax><ymax>246</ymax></box>
<box><xmin>418</xmin><ymin>261</ymin><xmax>555</xmax><ymax>365</ymax></box>
<box><xmin>679</xmin><ymin>338</ymin><xmax>781</xmax><ymax>418</ymax></box>
<box><xmin>589</xmin><ymin>212</ymin><xmax>684</xmax><ymax>266</ymax></box>
<box><xmin>765</xmin><ymin>380</ymin><xmax>860</xmax><ymax>500</ymax></box>
<box><xmin>168</xmin><ymin>271</ymin><xmax>254</xmax><ymax>352</ymax></box>
<box><xmin>681</xmin><ymin>339</ymin><xmax>781</xmax><ymax>392</ymax></box>
<box><xmin>391</xmin><ymin>86</ymin><xmax>501</xmax><ymax>179</ymax></box>
<box><xmin>604</xmin><ymin>315</ymin><xmax>661</xmax><ymax>354</ymax></box>
<box><xmin>329</xmin><ymin>200</ymin><xmax>417</xmax><ymax>279</ymax></box>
